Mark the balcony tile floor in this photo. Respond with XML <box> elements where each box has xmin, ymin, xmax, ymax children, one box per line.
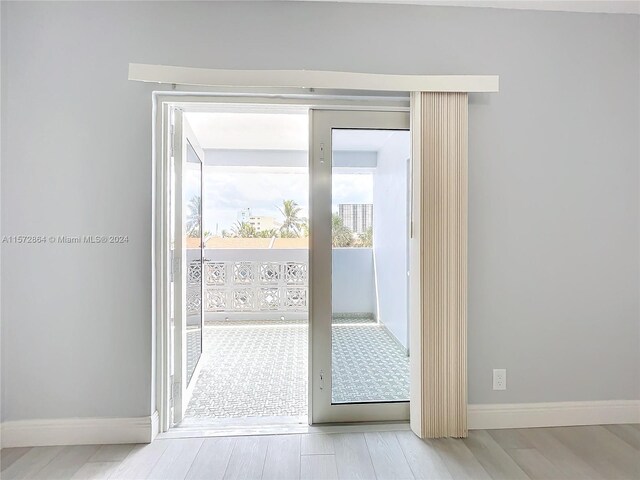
<box><xmin>183</xmin><ymin>317</ymin><xmax>409</xmax><ymax>423</ymax></box>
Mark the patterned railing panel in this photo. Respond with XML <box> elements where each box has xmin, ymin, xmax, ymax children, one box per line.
<box><xmin>186</xmin><ymin>259</ymin><xmax>308</xmax><ymax>314</ymax></box>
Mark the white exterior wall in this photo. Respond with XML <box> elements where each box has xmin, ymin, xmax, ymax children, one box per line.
<box><xmin>332</xmin><ymin>248</ymin><xmax>377</xmax><ymax>315</ymax></box>
<box><xmin>373</xmin><ymin>132</ymin><xmax>411</xmax><ymax>349</ymax></box>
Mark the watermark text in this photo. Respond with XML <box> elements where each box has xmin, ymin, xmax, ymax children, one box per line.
<box><xmin>2</xmin><ymin>235</ymin><xmax>130</xmax><ymax>245</ymax></box>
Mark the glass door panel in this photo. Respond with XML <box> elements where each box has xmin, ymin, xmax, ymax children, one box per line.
<box><xmin>171</xmin><ymin>110</ymin><xmax>205</xmax><ymax>425</ymax></box>
<box><xmin>331</xmin><ymin>129</ymin><xmax>411</xmax><ymax>405</ymax></box>
<box><xmin>310</xmin><ymin>110</ymin><xmax>411</xmax><ymax>423</ymax></box>
<box><xmin>185</xmin><ymin>141</ymin><xmax>203</xmax><ymax>385</ymax></box>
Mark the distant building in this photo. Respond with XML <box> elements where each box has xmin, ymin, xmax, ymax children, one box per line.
<box><xmin>237</xmin><ymin>208</ymin><xmax>252</xmax><ymax>223</ymax></box>
<box><xmin>338</xmin><ymin>204</ymin><xmax>373</xmax><ymax>234</ymax></box>
<box><xmin>248</xmin><ymin>215</ymin><xmax>280</xmax><ymax>233</ymax></box>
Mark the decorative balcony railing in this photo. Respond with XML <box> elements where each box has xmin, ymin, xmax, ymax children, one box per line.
<box><xmin>185</xmin><ymin>249</ymin><xmax>308</xmax><ymax>315</ymax></box>
<box><xmin>183</xmin><ymin>247</ymin><xmax>376</xmax><ymax>319</ymax></box>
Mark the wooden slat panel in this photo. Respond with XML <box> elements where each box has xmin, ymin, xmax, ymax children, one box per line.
<box><xmin>411</xmin><ymin>92</ymin><xmax>468</xmax><ymax>438</ymax></box>
<box><xmin>88</xmin><ymin>444</ymin><xmax>136</xmax><ymax>463</ymax></box>
<box><xmin>301</xmin><ymin>434</ymin><xmax>335</xmax><ymax>455</ymax></box>
<box><xmin>147</xmin><ymin>438</ymin><xmax>204</xmax><ymax>480</ymax></box>
<box><xmin>549</xmin><ymin>426</ymin><xmax>640</xmax><ymax>479</ymax></box>
<box><xmin>31</xmin><ymin>445</ymin><xmax>99</xmax><ymax>480</ymax></box>
<box><xmin>430</xmin><ymin>438</ymin><xmax>490</xmax><ymax>480</ymax></box>
<box><xmin>364</xmin><ymin>432</ymin><xmax>414</xmax><ymax>480</ymax></box>
<box><xmin>222</xmin><ymin>436</ymin><xmax>268</xmax><ymax>480</ymax></box>
<box><xmin>1</xmin><ymin>446</ymin><xmax>64</xmax><ymax>480</ymax></box>
<box><xmin>332</xmin><ymin>433</ymin><xmax>376</xmax><ymax>480</ymax></box>
<box><xmin>463</xmin><ymin>431</ymin><xmax>530</xmax><ymax>480</ymax></box>
<box><xmin>516</xmin><ymin>427</ymin><xmax>601</xmax><ymax>479</ymax></box>
<box><xmin>506</xmin><ymin>448</ymin><xmax>564</xmax><ymax>480</ymax></box>
<box><xmin>300</xmin><ymin>455</ymin><xmax>339</xmax><ymax>480</ymax></box>
<box><xmin>604</xmin><ymin>424</ymin><xmax>640</xmax><ymax>450</ymax></box>
<box><xmin>0</xmin><ymin>426</ymin><xmax>637</xmax><ymax>479</ymax></box>
<box><xmin>108</xmin><ymin>441</ymin><xmax>170</xmax><ymax>480</ymax></box>
<box><xmin>0</xmin><ymin>448</ymin><xmax>31</xmax><ymax>472</ymax></box>
<box><xmin>262</xmin><ymin>435</ymin><xmax>301</xmax><ymax>480</ymax></box>
<box><xmin>70</xmin><ymin>461</ymin><xmax>120</xmax><ymax>480</ymax></box>
<box><xmin>396</xmin><ymin>431</ymin><xmax>453</xmax><ymax>479</ymax></box>
<box><xmin>186</xmin><ymin>437</ymin><xmax>236</xmax><ymax>480</ymax></box>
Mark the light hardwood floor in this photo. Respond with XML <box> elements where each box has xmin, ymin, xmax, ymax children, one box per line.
<box><xmin>1</xmin><ymin>425</ymin><xmax>638</xmax><ymax>479</ymax></box>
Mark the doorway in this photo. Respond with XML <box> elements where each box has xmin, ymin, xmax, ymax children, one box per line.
<box><xmin>170</xmin><ymin>107</ymin><xmax>311</xmax><ymax>429</ymax></box>
<box><xmin>160</xmin><ymin>98</ymin><xmax>412</xmax><ymax>433</ymax></box>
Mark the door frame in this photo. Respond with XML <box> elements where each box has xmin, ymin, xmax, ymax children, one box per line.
<box><xmin>153</xmin><ymin>92</ymin><xmax>412</xmax><ymax>433</ymax></box>
<box><xmin>309</xmin><ymin>109</ymin><xmax>411</xmax><ymax>423</ymax></box>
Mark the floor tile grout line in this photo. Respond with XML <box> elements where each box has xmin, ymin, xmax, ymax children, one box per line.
<box><xmin>393</xmin><ymin>431</ymin><xmax>419</xmax><ymax>480</ymax></box>
<box><xmin>415</xmin><ymin>434</ymin><xmax>455</xmax><ymax>480</ymax></box>
<box><xmin>259</xmin><ymin>437</ymin><xmax>268</xmax><ymax>480</ymax></box>
<box><xmin>297</xmin><ymin>434</ymin><xmax>302</xmax><ymax>480</ymax></box>
<box><xmin>30</xmin><ymin>445</ymin><xmax>65</xmax><ymax>479</ymax></box>
<box><xmin>182</xmin><ymin>437</ymin><xmax>206</xmax><ymax>480</ymax></box>
<box><xmin>220</xmin><ymin>437</ymin><xmax>237</xmax><ymax>480</ymax></box>
<box><xmin>361</xmin><ymin>432</ymin><xmax>381</xmax><ymax>480</ymax></box>
<box><xmin>98</xmin><ymin>445</ymin><xmax>131</xmax><ymax>480</ymax></box>
<box><xmin>142</xmin><ymin>440</ymin><xmax>171</xmax><ymax>480</ymax></box>
<box><xmin>0</xmin><ymin>448</ymin><xmax>31</xmax><ymax>473</ymax></box>
<box><xmin>459</xmin><ymin>439</ymin><xmax>492</xmax><ymax>480</ymax></box>
<box><xmin>432</xmin><ymin>440</ymin><xmax>455</xmax><ymax>480</ymax></box>
<box><xmin>604</xmin><ymin>425</ymin><xmax>640</xmax><ymax>451</ymax></box>
<box><xmin>221</xmin><ymin>437</ymin><xmax>240</xmax><ymax>480</ymax></box>
<box><xmin>501</xmin><ymin>445</ymin><xmax>538</xmax><ymax>479</ymax></box>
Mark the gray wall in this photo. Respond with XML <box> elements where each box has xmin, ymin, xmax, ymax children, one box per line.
<box><xmin>373</xmin><ymin>132</ymin><xmax>411</xmax><ymax>349</ymax></box>
<box><xmin>1</xmin><ymin>1</ymin><xmax>638</xmax><ymax>421</ymax></box>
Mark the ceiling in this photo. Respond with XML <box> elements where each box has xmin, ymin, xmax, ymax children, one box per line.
<box><xmin>287</xmin><ymin>0</ymin><xmax>640</xmax><ymax>15</ymax></box>
<box><xmin>185</xmin><ymin>112</ymin><xmax>406</xmax><ymax>152</ymax></box>
<box><xmin>333</xmin><ymin>130</ymin><xmax>398</xmax><ymax>151</ymax></box>
<box><xmin>185</xmin><ymin>112</ymin><xmax>309</xmax><ymax>150</ymax></box>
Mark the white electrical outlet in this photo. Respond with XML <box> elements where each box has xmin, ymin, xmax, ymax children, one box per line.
<box><xmin>493</xmin><ymin>369</ymin><xmax>506</xmax><ymax>390</ymax></box>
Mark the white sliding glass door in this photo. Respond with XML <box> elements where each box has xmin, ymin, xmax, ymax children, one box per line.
<box><xmin>310</xmin><ymin>110</ymin><xmax>411</xmax><ymax>423</ymax></box>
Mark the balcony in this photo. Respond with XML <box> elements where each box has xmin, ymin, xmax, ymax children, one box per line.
<box><xmin>179</xmin><ymin>243</ymin><xmax>410</xmax><ymax>425</ymax></box>
<box><xmin>186</xmin><ymin>244</ymin><xmax>379</xmax><ymax>321</ymax></box>
<box><xmin>187</xmin><ymin>247</ymin><xmax>309</xmax><ymax>320</ymax></box>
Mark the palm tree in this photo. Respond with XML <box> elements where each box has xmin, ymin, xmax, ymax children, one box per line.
<box><xmin>332</xmin><ymin>214</ymin><xmax>354</xmax><ymax>247</ymax></box>
<box><xmin>300</xmin><ymin>220</ymin><xmax>309</xmax><ymax>238</ymax></box>
<box><xmin>358</xmin><ymin>226</ymin><xmax>373</xmax><ymax>247</ymax></box>
<box><xmin>186</xmin><ymin>196</ymin><xmax>201</xmax><ymax>237</ymax></box>
<box><xmin>278</xmin><ymin>200</ymin><xmax>304</xmax><ymax>238</ymax></box>
<box><xmin>230</xmin><ymin>221</ymin><xmax>258</xmax><ymax>238</ymax></box>
<box><xmin>257</xmin><ymin>229</ymin><xmax>278</xmax><ymax>238</ymax></box>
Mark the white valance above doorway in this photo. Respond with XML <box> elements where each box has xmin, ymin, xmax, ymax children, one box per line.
<box><xmin>128</xmin><ymin>63</ymin><xmax>499</xmax><ymax>93</ymax></box>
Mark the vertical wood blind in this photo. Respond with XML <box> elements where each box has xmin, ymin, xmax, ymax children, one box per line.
<box><xmin>410</xmin><ymin>92</ymin><xmax>468</xmax><ymax>438</ymax></box>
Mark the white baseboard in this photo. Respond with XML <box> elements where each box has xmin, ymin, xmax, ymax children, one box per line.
<box><xmin>2</xmin><ymin>402</ymin><xmax>637</xmax><ymax>447</ymax></box>
<box><xmin>468</xmin><ymin>400</ymin><xmax>640</xmax><ymax>430</ymax></box>
<box><xmin>0</xmin><ymin>411</ymin><xmax>159</xmax><ymax>448</ymax></box>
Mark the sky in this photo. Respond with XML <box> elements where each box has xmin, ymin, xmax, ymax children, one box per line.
<box><xmin>185</xmin><ymin>168</ymin><xmax>373</xmax><ymax>235</ymax></box>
